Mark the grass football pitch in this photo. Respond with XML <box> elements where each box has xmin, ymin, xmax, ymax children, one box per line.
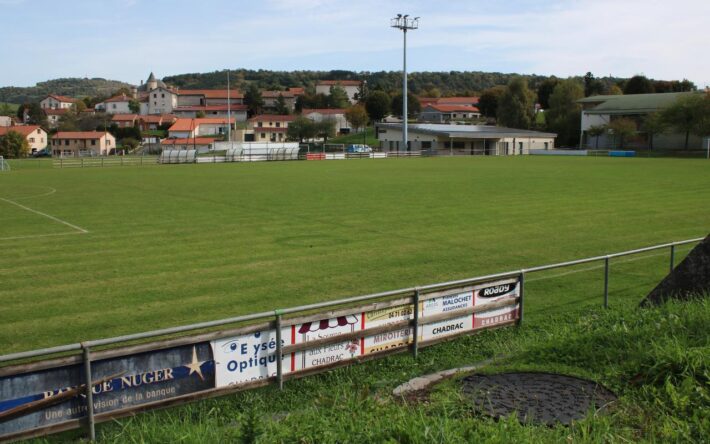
<box><xmin>0</xmin><ymin>156</ymin><xmax>708</xmax><ymax>354</ymax></box>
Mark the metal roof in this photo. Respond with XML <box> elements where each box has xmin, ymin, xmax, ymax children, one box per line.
<box><xmin>578</xmin><ymin>92</ymin><xmax>700</xmax><ymax>115</ymax></box>
<box><xmin>378</xmin><ymin>123</ymin><xmax>556</xmax><ymax>139</ymax></box>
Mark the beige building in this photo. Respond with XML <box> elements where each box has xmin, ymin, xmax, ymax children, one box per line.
<box><xmin>247</xmin><ymin>115</ymin><xmax>296</xmax><ymax>142</ymax></box>
<box><xmin>0</xmin><ymin>125</ymin><xmax>48</xmax><ymax>154</ymax></box>
<box><xmin>111</xmin><ymin>114</ymin><xmax>139</xmax><ymax>128</ymax></box>
<box><xmin>51</xmin><ymin>131</ymin><xmax>116</xmax><ymax>157</ymax></box>
<box><xmin>40</xmin><ymin>94</ymin><xmax>77</xmax><ymax>110</ymax></box>
<box><xmin>375</xmin><ymin>123</ymin><xmax>556</xmax><ymax>155</ymax></box>
<box><xmin>315</xmin><ymin>80</ymin><xmax>362</xmax><ymax>104</ymax></box>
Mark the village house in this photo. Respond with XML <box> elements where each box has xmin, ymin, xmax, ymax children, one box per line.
<box><xmin>0</xmin><ymin>125</ymin><xmax>48</xmax><ymax>154</ymax></box>
<box><xmin>95</xmin><ymin>94</ymin><xmax>134</xmax><ymax>114</ymax></box>
<box><xmin>137</xmin><ymin>114</ymin><xmax>176</xmax><ymax>131</ymax></box>
<box><xmin>247</xmin><ymin>115</ymin><xmax>296</xmax><ymax>142</ymax></box>
<box><xmin>111</xmin><ymin>114</ymin><xmax>139</xmax><ymax>128</ymax></box>
<box><xmin>315</xmin><ymin>80</ymin><xmax>362</xmax><ymax>104</ymax></box>
<box><xmin>50</xmin><ymin>131</ymin><xmax>116</xmax><ymax>157</ymax></box>
<box><xmin>167</xmin><ymin>117</ymin><xmax>236</xmax><ymax>139</ymax></box>
<box><xmin>40</xmin><ymin>94</ymin><xmax>78</xmax><ymax>110</ymax></box>
<box><xmin>419</xmin><ymin>104</ymin><xmax>481</xmax><ymax>123</ymax></box>
<box><xmin>160</xmin><ymin>137</ymin><xmax>217</xmax><ymax>152</ymax></box>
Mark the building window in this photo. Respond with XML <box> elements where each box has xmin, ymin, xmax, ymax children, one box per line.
<box><xmin>153</xmin><ymin>94</ymin><xmax>157</xmax><ymax>98</ymax></box>
<box><xmin>258</xmin><ymin>122</ymin><xmax>263</xmax><ymax>127</ymax></box>
<box><xmin>65</xmin><ymin>140</ymin><xmax>69</xmax><ymax>146</ymax></box>
<box><xmin>261</xmin><ymin>133</ymin><xmax>266</xmax><ymax>138</ymax></box>
<box><xmin>91</xmin><ymin>140</ymin><xmax>96</xmax><ymax>146</ymax></box>
<box><xmin>112</xmin><ymin>104</ymin><xmax>116</xmax><ymax>109</ymax></box>
<box><xmin>29</xmin><ymin>138</ymin><xmax>35</xmax><ymax>143</ymax></box>
<box><xmin>544</xmin><ymin>142</ymin><xmax>549</xmax><ymax>150</ymax></box>
<box><xmin>421</xmin><ymin>141</ymin><xmax>432</xmax><ymax>149</ymax></box>
<box><xmin>276</xmin><ymin>122</ymin><xmax>280</xmax><ymax>128</ymax></box>
<box><xmin>161</xmin><ymin>93</ymin><xmax>165</xmax><ymax>98</ymax></box>
<box><xmin>107</xmin><ymin>140</ymin><xmax>111</xmax><ymax>146</ymax></box>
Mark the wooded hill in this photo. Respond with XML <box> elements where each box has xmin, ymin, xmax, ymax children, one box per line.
<box><xmin>164</xmin><ymin>69</ymin><xmax>625</xmax><ymax>97</ymax></box>
<box><xmin>0</xmin><ymin>78</ymin><xmax>132</xmax><ymax>104</ymax></box>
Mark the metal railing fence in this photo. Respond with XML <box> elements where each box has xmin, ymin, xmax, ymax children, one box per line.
<box><xmin>0</xmin><ymin>236</ymin><xmax>703</xmax><ymax>442</ymax></box>
<box><xmin>0</xmin><ymin>236</ymin><xmax>702</xmax><ymax>365</ymax></box>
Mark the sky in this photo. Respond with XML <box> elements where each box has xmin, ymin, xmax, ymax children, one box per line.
<box><xmin>1</xmin><ymin>0</ymin><xmax>708</xmax><ymax>88</ymax></box>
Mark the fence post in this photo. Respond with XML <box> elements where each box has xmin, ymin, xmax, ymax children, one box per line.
<box><xmin>121</xmin><ymin>156</ymin><xmax>124</xmax><ymax>167</ymax></box>
<box><xmin>604</xmin><ymin>256</ymin><xmax>610</xmax><ymax>309</ymax></box>
<box><xmin>669</xmin><ymin>243</ymin><xmax>675</xmax><ymax>273</ymax></box>
<box><xmin>275</xmin><ymin>310</ymin><xmax>283</xmax><ymax>390</ymax></box>
<box><xmin>518</xmin><ymin>270</ymin><xmax>525</xmax><ymax>325</ymax></box>
<box><xmin>81</xmin><ymin>344</ymin><xmax>96</xmax><ymax>442</ymax></box>
<box><xmin>101</xmin><ymin>157</ymin><xmax>104</xmax><ymax>167</ymax></box>
<box><xmin>81</xmin><ymin>158</ymin><xmax>84</xmax><ymax>168</ymax></box>
<box><xmin>412</xmin><ymin>288</ymin><xmax>420</xmax><ymax>359</ymax></box>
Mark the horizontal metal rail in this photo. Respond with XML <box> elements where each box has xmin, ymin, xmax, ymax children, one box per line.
<box><xmin>0</xmin><ymin>237</ymin><xmax>703</xmax><ymax>364</ymax></box>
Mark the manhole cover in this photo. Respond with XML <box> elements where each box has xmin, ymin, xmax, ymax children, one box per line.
<box><xmin>461</xmin><ymin>372</ymin><xmax>616</xmax><ymax>425</ymax></box>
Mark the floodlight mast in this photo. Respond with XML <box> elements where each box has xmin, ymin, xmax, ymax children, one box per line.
<box><xmin>391</xmin><ymin>14</ymin><xmax>419</xmax><ymax>153</ymax></box>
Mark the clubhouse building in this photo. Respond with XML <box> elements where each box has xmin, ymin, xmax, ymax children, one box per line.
<box><xmin>375</xmin><ymin>123</ymin><xmax>556</xmax><ymax>155</ymax></box>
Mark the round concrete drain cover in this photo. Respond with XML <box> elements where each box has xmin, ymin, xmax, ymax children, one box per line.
<box><xmin>461</xmin><ymin>372</ymin><xmax>616</xmax><ymax>425</ymax></box>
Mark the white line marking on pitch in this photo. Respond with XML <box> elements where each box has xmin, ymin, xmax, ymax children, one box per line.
<box><xmin>0</xmin><ymin>197</ymin><xmax>89</xmax><ymax>234</ymax></box>
<box><xmin>13</xmin><ymin>186</ymin><xmax>57</xmax><ymax>201</ymax></box>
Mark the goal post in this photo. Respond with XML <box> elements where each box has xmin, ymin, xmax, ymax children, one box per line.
<box><xmin>0</xmin><ymin>156</ymin><xmax>10</xmax><ymax>172</ymax></box>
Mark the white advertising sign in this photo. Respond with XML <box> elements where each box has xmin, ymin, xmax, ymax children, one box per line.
<box><xmin>290</xmin><ymin>314</ymin><xmax>363</xmax><ymax>372</ymax></box>
<box><xmin>212</xmin><ymin>329</ymin><xmax>291</xmax><ymax>388</ymax></box>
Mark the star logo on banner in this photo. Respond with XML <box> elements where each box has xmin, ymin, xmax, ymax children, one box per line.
<box><xmin>185</xmin><ymin>346</ymin><xmax>205</xmax><ymax>381</ymax></box>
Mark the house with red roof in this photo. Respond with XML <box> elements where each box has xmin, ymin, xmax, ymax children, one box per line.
<box><xmin>111</xmin><ymin>114</ymin><xmax>140</xmax><ymax>128</ymax></box>
<box><xmin>0</xmin><ymin>125</ymin><xmax>48</xmax><ymax>153</ymax></box>
<box><xmin>420</xmin><ymin>104</ymin><xmax>481</xmax><ymax>123</ymax></box>
<box><xmin>96</xmin><ymin>94</ymin><xmax>135</xmax><ymax>114</ymax></box>
<box><xmin>40</xmin><ymin>94</ymin><xmax>78</xmax><ymax>110</ymax></box>
<box><xmin>167</xmin><ymin>117</ymin><xmax>236</xmax><ymax>139</ymax></box>
<box><xmin>247</xmin><ymin>115</ymin><xmax>297</xmax><ymax>142</ymax></box>
<box><xmin>50</xmin><ymin>131</ymin><xmax>116</xmax><ymax>157</ymax></box>
<box><xmin>315</xmin><ymin>80</ymin><xmax>362</xmax><ymax>104</ymax></box>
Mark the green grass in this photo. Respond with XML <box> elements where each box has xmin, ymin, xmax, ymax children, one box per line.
<box><xmin>37</xmin><ymin>298</ymin><xmax>710</xmax><ymax>443</ymax></box>
<box><xmin>0</xmin><ymin>102</ymin><xmax>19</xmax><ymax>114</ymax></box>
<box><xmin>0</xmin><ymin>156</ymin><xmax>708</xmax><ymax>355</ymax></box>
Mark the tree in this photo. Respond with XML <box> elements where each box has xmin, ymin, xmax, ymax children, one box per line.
<box><xmin>345</xmin><ymin>104</ymin><xmax>369</xmax><ymax>134</ymax></box>
<box><xmin>536</xmin><ymin>77</ymin><xmax>559</xmax><ymax>109</ymax></box>
<box><xmin>244</xmin><ymin>83</ymin><xmax>264</xmax><ymax>116</ymax></box>
<box><xmin>365</xmin><ymin>90</ymin><xmax>390</xmax><ymax>122</ymax></box>
<box><xmin>623</xmin><ymin>75</ymin><xmax>655</xmax><ymax>95</ymax></box>
<box><xmin>545</xmin><ymin>79</ymin><xmax>584</xmax><ymax>146</ymax></box>
<box><xmin>275</xmin><ymin>94</ymin><xmax>289</xmax><ymax>115</ymax></box>
<box><xmin>586</xmin><ymin>125</ymin><xmax>606</xmax><ymax>149</ymax></box>
<box><xmin>640</xmin><ymin>112</ymin><xmax>666</xmax><ymax>150</ymax></box>
<box><xmin>195</xmin><ymin>111</ymin><xmax>206</xmax><ymax>118</ymax></box>
<box><xmin>72</xmin><ymin>100</ymin><xmax>87</xmax><ymax>113</ymax></box>
<box><xmin>128</xmin><ymin>99</ymin><xmax>141</xmax><ymax>114</ymax></box>
<box><xmin>607</xmin><ymin>84</ymin><xmax>623</xmax><ymax>95</ymax></box>
<box><xmin>316</xmin><ymin>118</ymin><xmax>337</xmax><ymax>144</ymax></box>
<box><xmin>583</xmin><ymin>72</ymin><xmax>605</xmax><ymax>97</ymax></box>
<box><xmin>390</xmin><ymin>92</ymin><xmax>421</xmax><ymax>119</ymax></box>
<box><xmin>286</xmin><ymin>116</ymin><xmax>316</xmax><ymax>142</ymax></box>
<box><xmin>20</xmin><ymin>103</ymin><xmax>47</xmax><ymax>127</ymax></box>
<box><xmin>477</xmin><ymin>86</ymin><xmax>506</xmax><ymax>118</ymax></box>
<box><xmin>328</xmin><ymin>86</ymin><xmax>349</xmax><ymax>108</ymax></box>
<box><xmin>497</xmin><ymin>77</ymin><xmax>535</xmax><ymax>129</ymax></box>
<box><xmin>0</xmin><ymin>103</ymin><xmax>14</xmax><ymax>117</ymax></box>
<box><xmin>0</xmin><ymin>130</ymin><xmax>30</xmax><ymax>158</ymax></box>
<box><xmin>607</xmin><ymin>118</ymin><xmax>637</xmax><ymax>149</ymax></box>
<box><xmin>660</xmin><ymin>93</ymin><xmax>709</xmax><ymax>149</ymax></box>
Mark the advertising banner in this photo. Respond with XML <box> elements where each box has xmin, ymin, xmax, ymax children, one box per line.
<box><xmin>361</xmin><ymin>303</ymin><xmax>415</xmax><ymax>354</ymax></box>
<box><xmin>0</xmin><ymin>343</ymin><xmax>214</xmax><ymax>438</ymax></box>
<box><xmin>290</xmin><ymin>314</ymin><xmax>362</xmax><ymax>372</ymax></box>
<box><xmin>212</xmin><ymin>328</ymin><xmax>291</xmax><ymax>388</ymax></box>
<box><xmin>421</xmin><ymin>287</ymin><xmax>475</xmax><ymax>341</ymax></box>
<box><xmin>472</xmin><ymin>278</ymin><xmax>520</xmax><ymax>329</ymax></box>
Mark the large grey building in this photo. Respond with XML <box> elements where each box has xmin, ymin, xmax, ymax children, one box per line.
<box><xmin>375</xmin><ymin>123</ymin><xmax>556</xmax><ymax>155</ymax></box>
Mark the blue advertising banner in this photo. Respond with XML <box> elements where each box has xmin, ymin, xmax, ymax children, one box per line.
<box><xmin>0</xmin><ymin>342</ymin><xmax>214</xmax><ymax>438</ymax></box>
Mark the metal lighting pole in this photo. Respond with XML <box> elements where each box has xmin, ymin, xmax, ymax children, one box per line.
<box><xmin>391</xmin><ymin>14</ymin><xmax>419</xmax><ymax>153</ymax></box>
